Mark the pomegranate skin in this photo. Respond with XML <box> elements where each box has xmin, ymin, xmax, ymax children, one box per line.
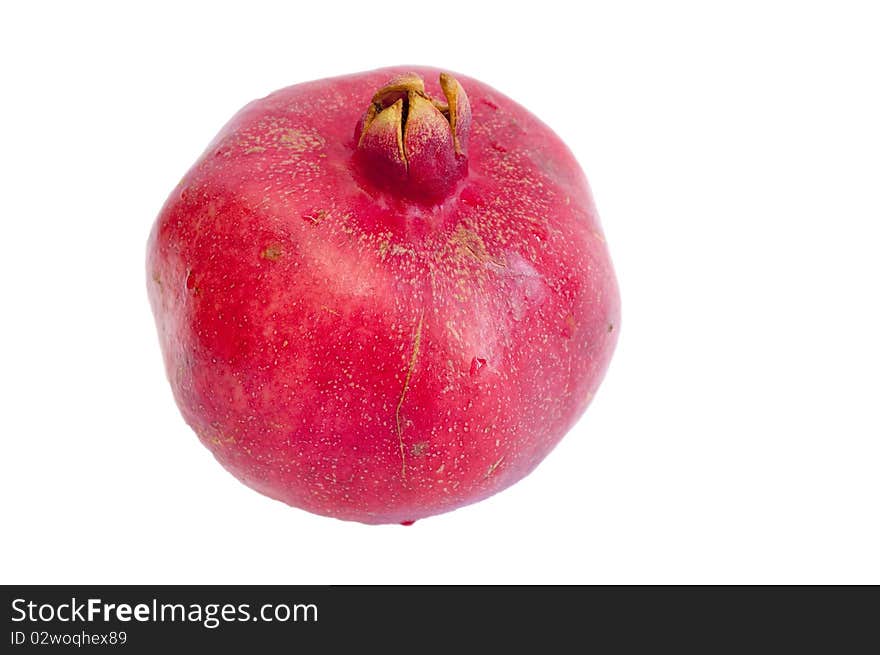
<box><xmin>147</xmin><ymin>66</ymin><xmax>620</xmax><ymax>524</ymax></box>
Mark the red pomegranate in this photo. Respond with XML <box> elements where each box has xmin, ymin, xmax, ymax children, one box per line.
<box><xmin>147</xmin><ymin>67</ymin><xmax>620</xmax><ymax>524</ymax></box>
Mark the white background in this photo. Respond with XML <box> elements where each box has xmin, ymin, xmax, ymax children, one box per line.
<box><xmin>2</xmin><ymin>1</ymin><xmax>878</xmax><ymax>584</ymax></box>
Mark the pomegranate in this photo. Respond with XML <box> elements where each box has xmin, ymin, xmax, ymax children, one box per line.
<box><xmin>147</xmin><ymin>67</ymin><xmax>620</xmax><ymax>524</ymax></box>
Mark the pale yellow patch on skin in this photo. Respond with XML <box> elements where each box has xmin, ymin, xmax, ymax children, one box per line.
<box><xmin>279</xmin><ymin>128</ymin><xmax>325</xmax><ymax>152</ymax></box>
<box><xmin>450</xmin><ymin>225</ymin><xmax>490</xmax><ymax>263</ymax></box>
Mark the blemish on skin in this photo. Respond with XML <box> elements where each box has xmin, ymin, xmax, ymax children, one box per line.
<box><xmin>396</xmin><ymin>312</ymin><xmax>425</xmax><ymax>483</ymax></box>
<box><xmin>485</xmin><ymin>456</ymin><xmax>505</xmax><ymax>478</ymax></box>
<box><xmin>608</xmin><ymin>323</ymin><xmax>615</xmax><ymax>333</ymax></box>
<box><xmin>184</xmin><ymin>269</ymin><xmax>200</xmax><ymax>295</ymax></box>
<box><xmin>196</xmin><ymin>424</ymin><xmax>235</xmax><ymax>446</ymax></box>
<box><xmin>244</xmin><ymin>146</ymin><xmax>266</xmax><ymax>154</ymax></box>
<box><xmin>469</xmin><ymin>357</ymin><xmax>487</xmax><ymax>377</ymax></box>
<box><xmin>481</xmin><ymin>98</ymin><xmax>499</xmax><ymax>110</ymax></box>
<box><xmin>321</xmin><ymin>305</ymin><xmax>340</xmax><ymax>316</ymax></box>
<box><xmin>260</xmin><ymin>244</ymin><xmax>283</xmax><ymax>261</ymax></box>
<box><xmin>490</xmin><ymin>141</ymin><xmax>507</xmax><ymax>153</ymax></box>
<box><xmin>303</xmin><ymin>209</ymin><xmax>328</xmax><ymax>225</ymax></box>
<box><xmin>563</xmin><ymin>313</ymin><xmax>576</xmax><ymax>339</ymax></box>
<box><xmin>411</xmin><ymin>441</ymin><xmax>429</xmax><ymax>456</ymax></box>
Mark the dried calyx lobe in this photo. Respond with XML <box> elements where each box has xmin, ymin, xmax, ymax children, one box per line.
<box><xmin>355</xmin><ymin>72</ymin><xmax>472</xmax><ymax>203</ymax></box>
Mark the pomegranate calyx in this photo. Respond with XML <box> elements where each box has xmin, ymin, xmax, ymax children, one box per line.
<box><xmin>439</xmin><ymin>72</ymin><xmax>471</xmax><ymax>155</ymax></box>
<box><xmin>355</xmin><ymin>72</ymin><xmax>471</xmax><ymax>202</ymax></box>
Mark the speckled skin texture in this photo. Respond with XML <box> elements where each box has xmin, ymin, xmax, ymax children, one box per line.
<box><xmin>146</xmin><ymin>66</ymin><xmax>620</xmax><ymax>524</ymax></box>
